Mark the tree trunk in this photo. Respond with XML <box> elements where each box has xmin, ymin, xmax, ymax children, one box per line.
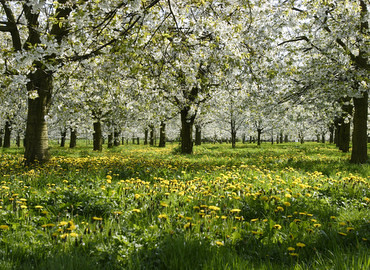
<box><xmin>195</xmin><ymin>125</ymin><xmax>202</xmax><ymax>146</ymax></box>
<box><xmin>321</xmin><ymin>133</ymin><xmax>326</xmax><ymax>144</ymax></box>
<box><xmin>70</xmin><ymin>128</ymin><xmax>77</xmax><ymax>148</ymax></box>
<box><xmin>24</xmin><ymin>67</ymin><xmax>52</xmax><ymax>165</ymax></box>
<box><xmin>257</xmin><ymin>129</ymin><xmax>262</xmax><ymax>146</ymax></box>
<box><xmin>249</xmin><ymin>136</ymin><xmax>252</xmax><ymax>143</ymax></box>
<box><xmin>60</xmin><ymin>129</ymin><xmax>67</xmax><ymax>147</ymax></box>
<box><xmin>231</xmin><ymin>120</ymin><xmax>236</xmax><ymax>148</ymax></box>
<box><xmin>180</xmin><ymin>108</ymin><xmax>195</xmax><ymax>154</ymax></box>
<box><xmin>159</xmin><ymin>121</ymin><xmax>166</xmax><ymax>147</ymax></box>
<box><xmin>3</xmin><ymin>120</ymin><xmax>11</xmax><ymax>148</ymax></box>
<box><xmin>16</xmin><ymin>132</ymin><xmax>20</xmax><ymax>147</ymax></box>
<box><xmin>108</xmin><ymin>133</ymin><xmax>113</xmax><ymax>148</ymax></box>
<box><xmin>284</xmin><ymin>135</ymin><xmax>289</xmax><ymax>143</ymax></box>
<box><xmin>149</xmin><ymin>125</ymin><xmax>155</xmax><ymax>146</ymax></box>
<box><xmin>242</xmin><ymin>134</ymin><xmax>245</xmax><ymax>144</ymax></box>
<box><xmin>137</xmin><ymin>137</ymin><xmax>140</xmax><ymax>145</ymax></box>
<box><xmin>351</xmin><ymin>91</ymin><xmax>368</xmax><ymax>163</ymax></box>
<box><xmin>93</xmin><ymin>121</ymin><xmax>102</xmax><ymax>151</ymax></box>
<box><xmin>280</xmin><ymin>132</ymin><xmax>283</xmax><ymax>144</ymax></box>
<box><xmin>329</xmin><ymin>125</ymin><xmax>334</xmax><ymax>144</ymax></box>
<box><xmin>0</xmin><ymin>129</ymin><xmax>3</xmax><ymax>148</ymax></box>
<box><xmin>132</xmin><ymin>136</ymin><xmax>135</xmax><ymax>145</ymax></box>
<box><xmin>114</xmin><ymin>129</ymin><xmax>120</xmax><ymax>146</ymax></box>
<box><xmin>144</xmin><ymin>128</ymin><xmax>148</xmax><ymax>145</ymax></box>
<box><xmin>316</xmin><ymin>134</ymin><xmax>320</xmax><ymax>143</ymax></box>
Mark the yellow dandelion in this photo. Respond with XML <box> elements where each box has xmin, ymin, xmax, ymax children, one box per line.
<box><xmin>287</xmin><ymin>247</ymin><xmax>295</xmax><ymax>251</ymax></box>
<box><xmin>251</xmin><ymin>218</ymin><xmax>258</xmax><ymax>222</ymax></box>
<box><xmin>158</xmin><ymin>214</ymin><xmax>168</xmax><ymax>220</ymax></box>
<box><xmin>208</xmin><ymin>206</ymin><xmax>220</xmax><ymax>211</ymax></box>
<box><xmin>283</xmin><ymin>202</ymin><xmax>291</xmax><ymax>207</ymax></box>
<box><xmin>215</xmin><ymin>241</ymin><xmax>224</xmax><ymax>246</ymax></box>
<box><xmin>296</xmin><ymin>242</ymin><xmax>306</xmax><ymax>248</ymax></box>
<box><xmin>58</xmin><ymin>221</ymin><xmax>68</xmax><ymax>226</ymax></box>
<box><xmin>314</xmin><ymin>224</ymin><xmax>321</xmax><ymax>228</ymax></box>
<box><xmin>35</xmin><ymin>205</ymin><xmax>43</xmax><ymax>209</ymax></box>
<box><xmin>160</xmin><ymin>202</ymin><xmax>169</xmax><ymax>207</ymax></box>
<box><xmin>338</xmin><ymin>232</ymin><xmax>347</xmax><ymax>236</ymax></box>
<box><xmin>230</xmin><ymin>209</ymin><xmax>241</xmax><ymax>213</ymax></box>
<box><xmin>289</xmin><ymin>253</ymin><xmax>299</xmax><ymax>257</ymax></box>
<box><xmin>69</xmin><ymin>232</ymin><xmax>78</xmax><ymax>237</ymax></box>
<box><xmin>132</xmin><ymin>209</ymin><xmax>141</xmax><ymax>213</ymax></box>
<box><xmin>273</xmin><ymin>224</ymin><xmax>282</xmax><ymax>230</ymax></box>
<box><xmin>346</xmin><ymin>227</ymin><xmax>354</xmax><ymax>232</ymax></box>
<box><xmin>0</xmin><ymin>225</ymin><xmax>9</xmax><ymax>230</ymax></box>
<box><xmin>92</xmin><ymin>217</ymin><xmax>103</xmax><ymax>221</ymax></box>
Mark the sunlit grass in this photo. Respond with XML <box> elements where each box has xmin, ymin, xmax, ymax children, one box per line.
<box><xmin>0</xmin><ymin>142</ymin><xmax>369</xmax><ymax>269</ymax></box>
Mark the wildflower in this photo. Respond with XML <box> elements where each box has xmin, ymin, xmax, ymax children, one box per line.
<box><xmin>287</xmin><ymin>247</ymin><xmax>295</xmax><ymax>251</ymax></box>
<box><xmin>92</xmin><ymin>217</ymin><xmax>103</xmax><ymax>221</ymax></box>
<box><xmin>58</xmin><ymin>221</ymin><xmax>68</xmax><ymax>226</ymax></box>
<box><xmin>251</xmin><ymin>218</ymin><xmax>258</xmax><ymax>222</ymax></box>
<box><xmin>285</xmin><ymin>194</ymin><xmax>292</xmax><ymax>198</ymax></box>
<box><xmin>208</xmin><ymin>206</ymin><xmax>220</xmax><ymax>211</ymax></box>
<box><xmin>230</xmin><ymin>209</ymin><xmax>241</xmax><ymax>213</ymax></box>
<box><xmin>276</xmin><ymin>206</ymin><xmax>284</xmax><ymax>212</ymax></box>
<box><xmin>69</xmin><ymin>232</ymin><xmax>78</xmax><ymax>237</ymax></box>
<box><xmin>283</xmin><ymin>202</ymin><xmax>291</xmax><ymax>207</ymax></box>
<box><xmin>0</xmin><ymin>225</ymin><xmax>9</xmax><ymax>230</ymax></box>
<box><xmin>289</xmin><ymin>253</ymin><xmax>299</xmax><ymax>257</ymax></box>
<box><xmin>160</xmin><ymin>202</ymin><xmax>169</xmax><ymax>207</ymax></box>
<box><xmin>346</xmin><ymin>227</ymin><xmax>354</xmax><ymax>232</ymax></box>
<box><xmin>273</xmin><ymin>224</ymin><xmax>282</xmax><ymax>230</ymax></box>
<box><xmin>314</xmin><ymin>224</ymin><xmax>321</xmax><ymax>228</ymax></box>
<box><xmin>35</xmin><ymin>205</ymin><xmax>43</xmax><ymax>209</ymax></box>
<box><xmin>215</xmin><ymin>241</ymin><xmax>224</xmax><ymax>246</ymax></box>
<box><xmin>338</xmin><ymin>232</ymin><xmax>347</xmax><ymax>236</ymax></box>
<box><xmin>158</xmin><ymin>214</ymin><xmax>168</xmax><ymax>220</ymax></box>
<box><xmin>296</xmin><ymin>242</ymin><xmax>306</xmax><ymax>248</ymax></box>
<box><xmin>132</xmin><ymin>209</ymin><xmax>141</xmax><ymax>213</ymax></box>
<box><xmin>330</xmin><ymin>216</ymin><xmax>336</xmax><ymax>220</ymax></box>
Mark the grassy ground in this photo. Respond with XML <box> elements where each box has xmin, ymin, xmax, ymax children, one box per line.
<box><xmin>0</xmin><ymin>142</ymin><xmax>369</xmax><ymax>269</ymax></box>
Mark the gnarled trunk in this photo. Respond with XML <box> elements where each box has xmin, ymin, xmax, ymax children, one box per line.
<box><xmin>3</xmin><ymin>120</ymin><xmax>11</xmax><ymax>148</ymax></box>
<box><xmin>108</xmin><ymin>133</ymin><xmax>113</xmax><ymax>148</ymax></box>
<box><xmin>149</xmin><ymin>125</ymin><xmax>155</xmax><ymax>146</ymax></box>
<box><xmin>159</xmin><ymin>121</ymin><xmax>166</xmax><ymax>147</ymax></box>
<box><xmin>144</xmin><ymin>128</ymin><xmax>148</xmax><ymax>145</ymax></box>
<box><xmin>114</xmin><ymin>128</ymin><xmax>120</xmax><ymax>146</ymax></box>
<box><xmin>24</xmin><ymin>67</ymin><xmax>52</xmax><ymax>165</ymax></box>
<box><xmin>180</xmin><ymin>108</ymin><xmax>195</xmax><ymax>154</ymax></box>
<box><xmin>195</xmin><ymin>125</ymin><xmax>202</xmax><ymax>146</ymax></box>
<box><xmin>70</xmin><ymin>128</ymin><xmax>77</xmax><ymax>148</ymax></box>
<box><xmin>351</xmin><ymin>91</ymin><xmax>368</xmax><ymax>164</ymax></box>
<box><xmin>93</xmin><ymin>121</ymin><xmax>102</xmax><ymax>151</ymax></box>
<box><xmin>60</xmin><ymin>129</ymin><xmax>67</xmax><ymax>147</ymax></box>
<box><xmin>231</xmin><ymin>120</ymin><xmax>236</xmax><ymax>148</ymax></box>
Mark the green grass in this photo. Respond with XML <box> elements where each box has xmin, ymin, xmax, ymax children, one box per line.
<box><xmin>0</xmin><ymin>142</ymin><xmax>369</xmax><ymax>269</ymax></box>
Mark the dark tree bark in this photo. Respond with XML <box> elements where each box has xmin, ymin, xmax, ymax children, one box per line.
<box><xmin>195</xmin><ymin>125</ymin><xmax>202</xmax><ymax>146</ymax></box>
<box><xmin>70</xmin><ymin>128</ymin><xmax>77</xmax><ymax>148</ymax></box>
<box><xmin>257</xmin><ymin>129</ymin><xmax>262</xmax><ymax>146</ymax></box>
<box><xmin>280</xmin><ymin>132</ymin><xmax>283</xmax><ymax>144</ymax></box>
<box><xmin>24</xmin><ymin>67</ymin><xmax>52</xmax><ymax>164</ymax></box>
<box><xmin>321</xmin><ymin>133</ymin><xmax>326</xmax><ymax>144</ymax></box>
<box><xmin>137</xmin><ymin>137</ymin><xmax>140</xmax><ymax>145</ymax></box>
<box><xmin>0</xmin><ymin>129</ymin><xmax>3</xmax><ymax>148</ymax></box>
<box><xmin>351</xmin><ymin>91</ymin><xmax>368</xmax><ymax>163</ymax></box>
<box><xmin>3</xmin><ymin>120</ymin><xmax>11</xmax><ymax>148</ymax></box>
<box><xmin>284</xmin><ymin>135</ymin><xmax>289</xmax><ymax>143</ymax></box>
<box><xmin>180</xmin><ymin>108</ymin><xmax>195</xmax><ymax>154</ymax></box>
<box><xmin>159</xmin><ymin>121</ymin><xmax>166</xmax><ymax>147</ymax></box>
<box><xmin>93</xmin><ymin>121</ymin><xmax>102</xmax><ymax>151</ymax></box>
<box><xmin>299</xmin><ymin>132</ymin><xmax>304</xmax><ymax>144</ymax></box>
<box><xmin>231</xmin><ymin>120</ymin><xmax>236</xmax><ymax>148</ymax></box>
<box><xmin>249</xmin><ymin>136</ymin><xmax>253</xmax><ymax>143</ymax></box>
<box><xmin>114</xmin><ymin>129</ymin><xmax>120</xmax><ymax>146</ymax></box>
<box><xmin>60</xmin><ymin>129</ymin><xmax>67</xmax><ymax>147</ymax></box>
<box><xmin>149</xmin><ymin>125</ymin><xmax>155</xmax><ymax>146</ymax></box>
<box><xmin>144</xmin><ymin>128</ymin><xmax>148</xmax><ymax>145</ymax></box>
<box><xmin>108</xmin><ymin>133</ymin><xmax>113</xmax><ymax>148</ymax></box>
<box><xmin>242</xmin><ymin>134</ymin><xmax>245</xmax><ymax>144</ymax></box>
<box><xmin>132</xmin><ymin>136</ymin><xmax>135</xmax><ymax>145</ymax></box>
<box><xmin>316</xmin><ymin>134</ymin><xmax>320</xmax><ymax>143</ymax></box>
<box><xmin>16</xmin><ymin>132</ymin><xmax>20</xmax><ymax>147</ymax></box>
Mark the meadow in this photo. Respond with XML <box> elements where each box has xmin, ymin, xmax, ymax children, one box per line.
<box><xmin>0</xmin><ymin>142</ymin><xmax>369</xmax><ymax>269</ymax></box>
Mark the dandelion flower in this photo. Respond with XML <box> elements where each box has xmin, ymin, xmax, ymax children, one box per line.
<box><xmin>215</xmin><ymin>241</ymin><xmax>224</xmax><ymax>246</ymax></box>
<box><xmin>230</xmin><ymin>209</ymin><xmax>241</xmax><ymax>213</ymax></box>
<box><xmin>92</xmin><ymin>217</ymin><xmax>103</xmax><ymax>221</ymax></box>
<box><xmin>132</xmin><ymin>209</ymin><xmax>141</xmax><ymax>213</ymax></box>
<box><xmin>273</xmin><ymin>224</ymin><xmax>282</xmax><ymax>230</ymax></box>
<box><xmin>287</xmin><ymin>247</ymin><xmax>295</xmax><ymax>251</ymax></box>
<box><xmin>0</xmin><ymin>225</ymin><xmax>9</xmax><ymax>230</ymax></box>
<box><xmin>296</xmin><ymin>242</ymin><xmax>306</xmax><ymax>248</ymax></box>
<box><xmin>158</xmin><ymin>214</ymin><xmax>168</xmax><ymax>220</ymax></box>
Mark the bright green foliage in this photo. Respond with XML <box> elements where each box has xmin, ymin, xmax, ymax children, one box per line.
<box><xmin>0</xmin><ymin>143</ymin><xmax>369</xmax><ymax>269</ymax></box>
